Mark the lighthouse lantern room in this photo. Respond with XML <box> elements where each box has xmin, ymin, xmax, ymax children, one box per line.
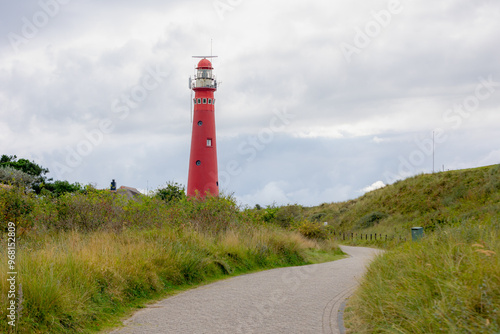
<box><xmin>187</xmin><ymin>57</ymin><xmax>219</xmax><ymax>197</ymax></box>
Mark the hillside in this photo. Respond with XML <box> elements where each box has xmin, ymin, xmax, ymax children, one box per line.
<box><xmin>305</xmin><ymin>164</ymin><xmax>500</xmax><ymax>235</ymax></box>
<box><xmin>338</xmin><ymin>165</ymin><xmax>500</xmax><ymax>333</ymax></box>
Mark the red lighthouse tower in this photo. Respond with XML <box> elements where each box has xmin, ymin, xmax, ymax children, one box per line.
<box><xmin>187</xmin><ymin>57</ymin><xmax>219</xmax><ymax>197</ymax></box>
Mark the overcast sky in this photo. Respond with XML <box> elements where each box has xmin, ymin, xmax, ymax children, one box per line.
<box><xmin>1</xmin><ymin>0</ymin><xmax>499</xmax><ymax>207</ymax></box>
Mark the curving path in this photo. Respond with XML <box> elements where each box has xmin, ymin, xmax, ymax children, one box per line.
<box><xmin>108</xmin><ymin>246</ymin><xmax>383</xmax><ymax>334</ymax></box>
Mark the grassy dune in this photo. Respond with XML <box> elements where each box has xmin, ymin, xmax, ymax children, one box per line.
<box><xmin>306</xmin><ymin>164</ymin><xmax>500</xmax><ymax>240</ymax></box>
<box><xmin>0</xmin><ymin>191</ymin><xmax>342</xmax><ymax>333</ymax></box>
<box><xmin>338</xmin><ymin>165</ymin><xmax>500</xmax><ymax>333</ymax></box>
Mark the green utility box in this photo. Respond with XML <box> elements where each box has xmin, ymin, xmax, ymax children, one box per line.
<box><xmin>411</xmin><ymin>227</ymin><xmax>424</xmax><ymax>241</ymax></box>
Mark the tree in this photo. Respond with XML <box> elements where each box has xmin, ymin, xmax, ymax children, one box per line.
<box><xmin>0</xmin><ymin>155</ymin><xmax>49</xmax><ymax>178</ymax></box>
<box><xmin>0</xmin><ymin>155</ymin><xmax>81</xmax><ymax>196</ymax></box>
<box><xmin>0</xmin><ymin>154</ymin><xmax>51</xmax><ymax>191</ymax></box>
<box><xmin>155</xmin><ymin>182</ymin><xmax>186</xmax><ymax>204</ymax></box>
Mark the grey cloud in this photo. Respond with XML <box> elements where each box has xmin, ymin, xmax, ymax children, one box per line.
<box><xmin>1</xmin><ymin>0</ymin><xmax>498</xmax><ymax>206</ymax></box>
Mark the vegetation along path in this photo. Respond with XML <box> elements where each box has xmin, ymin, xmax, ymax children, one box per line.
<box><xmin>109</xmin><ymin>245</ymin><xmax>382</xmax><ymax>334</ymax></box>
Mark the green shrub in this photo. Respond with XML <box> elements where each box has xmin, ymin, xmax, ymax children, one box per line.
<box><xmin>274</xmin><ymin>204</ymin><xmax>303</xmax><ymax>228</ymax></box>
<box><xmin>261</xmin><ymin>205</ymin><xmax>279</xmax><ymax>224</ymax></box>
<box><xmin>36</xmin><ymin>180</ymin><xmax>84</xmax><ymax>197</ymax></box>
<box><xmin>155</xmin><ymin>181</ymin><xmax>186</xmax><ymax>204</ymax></box>
<box><xmin>184</xmin><ymin>194</ymin><xmax>239</xmax><ymax>234</ymax></box>
<box><xmin>297</xmin><ymin>220</ymin><xmax>328</xmax><ymax>240</ymax></box>
<box><xmin>53</xmin><ymin>189</ymin><xmax>125</xmax><ymax>232</ymax></box>
<box><xmin>356</xmin><ymin>211</ymin><xmax>388</xmax><ymax>229</ymax></box>
<box><xmin>0</xmin><ymin>187</ymin><xmax>35</xmax><ymax>228</ymax></box>
<box><xmin>311</xmin><ymin>212</ymin><xmax>327</xmax><ymax>222</ymax></box>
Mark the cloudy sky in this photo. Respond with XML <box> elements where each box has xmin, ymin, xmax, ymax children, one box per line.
<box><xmin>1</xmin><ymin>0</ymin><xmax>499</xmax><ymax>207</ymax></box>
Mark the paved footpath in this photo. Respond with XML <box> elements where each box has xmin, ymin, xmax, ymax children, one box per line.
<box><xmin>108</xmin><ymin>246</ymin><xmax>383</xmax><ymax>334</ymax></box>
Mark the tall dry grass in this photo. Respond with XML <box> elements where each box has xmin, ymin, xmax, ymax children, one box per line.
<box><xmin>0</xmin><ymin>190</ymin><xmax>339</xmax><ymax>333</ymax></box>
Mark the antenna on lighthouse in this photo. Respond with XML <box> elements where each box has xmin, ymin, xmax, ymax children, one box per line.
<box><xmin>192</xmin><ymin>56</ymin><xmax>218</xmax><ymax>59</ymax></box>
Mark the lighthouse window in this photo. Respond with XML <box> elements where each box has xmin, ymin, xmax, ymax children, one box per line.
<box><xmin>196</xmin><ymin>160</ymin><xmax>201</xmax><ymax>166</ymax></box>
<box><xmin>197</xmin><ymin>121</ymin><xmax>203</xmax><ymax>126</ymax></box>
<box><xmin>203</xmin><ymin>98</ymin><xmax>207</xmax><ymax>104</ymax></box>
<box><xmin>212</xmin><ymin>99</ymin><xmax>216</xmax><ymax>105</ymax></box>
<box><xmin>193</xmin><ymin>98</ymin><xmax>197</xmax><ymax>104</ymax></box>
<box><xmin>208</xmin><ymin>99</ymin><xmax>212</xmax><ymax>104</ymax></box>
<box><xmin>197</xmin><ymin>98</ymin><xmax>201</xmax><ymax>104</ymax></box>
<box><xmin>207</xmin><ymin>138</ymin><xmax>212</xmax><ymax>147</ymax></box>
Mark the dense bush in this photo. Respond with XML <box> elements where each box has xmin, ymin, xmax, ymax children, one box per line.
<box><xmin>355</xmin><ymin>211</ymin><xmax>388</xmax><ymax>229</ymax></box>
<box><xmin>155</xmin><ymin>181</ymin><xmax>186</xmax><ymax>204</ymax></box>
<box><xmin>35</xmin><ymin>180</ymin><xmax>84</xmax><ymax>197</ymax></box>
<box><xmin>311</xmin><ymin>212</ymin><xmax>327</xmax><ymax>222</ymax></box>
<box><xmin>0</xmin><ymin>166</ymin><xmax>36</xmax><ymax>187</ymax></box>
<box><xmin>183</xmin><ymin>194</ymin><xmax>240</xmax><ymax>234</ymax></box>
<box><xmin>274</xmin><ymin>204</ymin><xmax>303</xmax><ymax>228</ymax></box>
<box><xmin>297</xmin><ymin>220</ymin><xmax>328</xmax><ymax>240</ymax></box>
<box><xmin>261</xmin><ymin>205</ymin><xmax>279</xmax><ymax>224</ymax></box>
<box><xmin>53</xmin><ymin>189</ymin><xmax>125</xmax><ymax>232</ymax></box>
<box><xmin>0</xmin><ymin>186</ymin><xmax>35</xmax><ymax>228</ymax></box>
<box><xmin>0</xmin><ymin>186</ymin><xmax>244</xmax><ymax>234</ymax></box>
